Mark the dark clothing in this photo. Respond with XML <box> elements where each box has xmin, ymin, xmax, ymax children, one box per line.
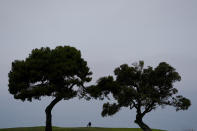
<box><xmin>87</xmin><ymin>122</ymin><xmax>91</xmax><ymax>127</ymax></box>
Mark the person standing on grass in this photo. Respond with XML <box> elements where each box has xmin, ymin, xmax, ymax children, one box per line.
<box><xmin>87</xmin><ymin>122</ymin><xmax>91</xmax><ymax>127</ymax></box>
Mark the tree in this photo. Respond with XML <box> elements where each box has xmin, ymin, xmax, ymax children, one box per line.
<box><xmin>8</xmin><ymin>46</ymin><xmax>92</xmax><ymax>131</ymax></box>
<box><xmin>87</xmin><ymin>61</ymin><xmax>191</xmax><ymax>131</ymax></box>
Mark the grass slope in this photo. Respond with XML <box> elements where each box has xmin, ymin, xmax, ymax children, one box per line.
<box><xmin>0</xmin><ymin>127</ymin><xmax>165</xmax><ymax>131</ymax></box>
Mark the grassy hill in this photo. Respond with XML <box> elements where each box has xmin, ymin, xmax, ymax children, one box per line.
<box><xmin>0</xmin><ymin>127</ymin><xmax>165</xmax><ymax>131</ymax></box>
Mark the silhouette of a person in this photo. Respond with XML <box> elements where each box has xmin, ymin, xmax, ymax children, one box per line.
<box><xmin>87</xmin><ymin>122</ymin><xmax>91</xmax><ymax>127</ymax></box>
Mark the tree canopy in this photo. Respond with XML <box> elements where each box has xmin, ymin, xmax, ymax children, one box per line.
<box><xmin>87</xmin><ymin>61</ymin><xmax>191</xmax><ymax>131</ymax></box>
<box><xmin>8</xmin><ymin>46</ymin><xmax>92</xmax><ymax>131</ymax></box>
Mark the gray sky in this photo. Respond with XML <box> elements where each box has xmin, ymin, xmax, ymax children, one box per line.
<box><xmin>0</xmin><ymin>0</ymin><xmax>197</xmax><ymax>131</ymax></box>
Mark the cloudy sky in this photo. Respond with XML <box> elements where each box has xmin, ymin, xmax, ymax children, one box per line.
<box><xmin>0</xmin><ymin>0</ymin><xmax>197</xmax><ymax>131</ymax></box>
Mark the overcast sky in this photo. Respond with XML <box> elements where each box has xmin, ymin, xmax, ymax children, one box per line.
<box><xmin>0</xmin><ymin>0</ymin><xmax>197</xmax><ymax>131</ymax></box>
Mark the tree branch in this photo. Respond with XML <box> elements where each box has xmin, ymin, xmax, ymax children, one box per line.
<box><xmin>141</xmin><ymin>101</ymin><xmax>155</xmax><ymax>117</ymax></box>
<box><xmin>69</xmin><ymin>83</ymin><xmax>75</xmax><ymax>89</ymax></box>
<box><xmin>45</xmin><ymin>97</ymin><xmax>62</xmax><ymax>113</ymax></box>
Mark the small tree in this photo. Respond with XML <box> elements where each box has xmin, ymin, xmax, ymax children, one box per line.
<box><xmin>8</xmin><ymin>46</ymin><xmax>92</xmax><ymax>131</ymax></box>
<box><xmin>87</xmin><ymin>61</ymin><xmax>191</xmax><ymax>131</ymax></box>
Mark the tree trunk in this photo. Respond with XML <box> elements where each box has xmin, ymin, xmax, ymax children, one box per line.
<box><xmin>135</xmin><ymin>114</ymin><xmax>152</xmax><ymax>131</ymax></box>
<box><xmin>45</xmin><ymin>97</ymin><xmax>62</xmax><ymax>131</ymax></box>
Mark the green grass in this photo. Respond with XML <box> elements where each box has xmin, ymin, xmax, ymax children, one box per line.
<box><xmin>0</xmin><ymin>127</ymin><xmax>165</xmax><ymax>131</ymax></box>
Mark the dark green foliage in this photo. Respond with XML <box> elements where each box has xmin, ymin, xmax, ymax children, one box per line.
<box><xmin>102</xmin><ymin>102</ymin><xmax>120</xmax><ymax>116</ymax></box>
<box><xmin>8</xmin><ymin>46</ymin><xmax>92</xmax><ymax>131</ymax></box>
<box><xmin>87</xmin><ymin>61</ymin><xmax>191</xmax><ymax>131</ymax></box>
<box><xmin>8</xmin><ymin>46</ymin><xmax>92</xmax><ymax>101</ymax></box>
